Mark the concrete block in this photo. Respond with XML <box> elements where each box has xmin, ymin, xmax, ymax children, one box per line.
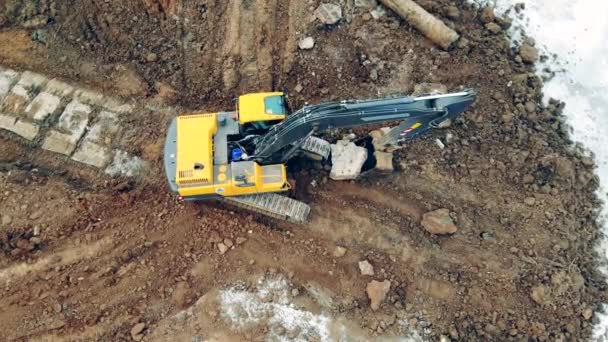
<box><xmin>0</xmin><ymin>114</ymin><xmax>40</xmax><ymax>140</ymax></box>
<box><xmin>72</xmin><ymin>141</ymin><xmax>113</xmax><ymax>168</ymax></box>
<box><xmin>45</xmin><ymin>79</ymin><xmax>75</xmax><ymax>97</ymax></box>
<box><xmin>42</xmin><ymin>131</ymin><xmax>77</xmax><ymax>155</ymax></box>
<box><xmin>374</xmin><ymin>151</ymin><xmax>394</xmax><ymax>172</ymax></box>
<box><xmin>0</xmin><ymin>72</ymin><xmax>48</xmax><ymax>117</ymax></box>
<box><xmin>86</xmin><ymin>111</ymin><xmax>120</xmax><ymax>145</ymax></box>
<box><xmin>0</xmin><ymin>69</ymin><xmax>19</xmax><ymax>99</ymax></box>
<box><xmin>330</xmin><ymin>140</ymin><xmax>368</xmax><ymax>180</ymax></box>
<box><xmin>18</xmin><ymin>71</ymin><xmax>48</xmax><ymax>88</ymax></box>
<box><xmin>42</xmin><ymin>100</ymin><xmax>92</xmax><ymax>155</ymax></box>
<box><xmin>105</xmin><ymin>150</ymin><xmax>145</xmax><ymax>177</ymax></box>
<box><xmin>24</xmin><ymin>92</ymin><xmax>61</xmax><ymax>121</ymax></box>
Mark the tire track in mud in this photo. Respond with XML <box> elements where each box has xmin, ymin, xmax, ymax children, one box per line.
<box><xmin>220</xmin><ymin>0</ymin><xmax>306</xmax><ymax>92</ymax></box>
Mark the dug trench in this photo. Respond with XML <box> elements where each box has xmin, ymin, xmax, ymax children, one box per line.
<box><xmin>0</xmin><ymin>0</ymin><xmax>607</xmax><ymax>341</ymax></box>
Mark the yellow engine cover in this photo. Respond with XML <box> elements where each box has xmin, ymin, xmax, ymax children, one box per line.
<box><xmin>176</xmin><ymin>113</ymin><xmax>217</xmax><ymax>186</ymax></box>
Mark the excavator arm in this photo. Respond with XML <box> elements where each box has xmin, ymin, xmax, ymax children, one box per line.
<box><xmin>252</xmin><ymin>90</ymin><xmax>476</xmax><ymax>164</ymax></box>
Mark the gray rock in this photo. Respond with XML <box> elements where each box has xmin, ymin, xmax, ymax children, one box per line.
<box><xmin>519</xmin><ymin>44</ymin><xmax>539</xmax><ymax>64</ymax></box>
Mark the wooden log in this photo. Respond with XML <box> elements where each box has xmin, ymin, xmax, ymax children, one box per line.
<box><xmin>379</xmin><ymin>0</ymin><xmax>459</xmax><ymax>50</ymax></box>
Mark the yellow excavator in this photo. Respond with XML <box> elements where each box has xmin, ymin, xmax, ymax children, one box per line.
<box><xmin>164</xmin><ymin>90</ymin><xmax>476</xmax><ymax>222</ymax></box>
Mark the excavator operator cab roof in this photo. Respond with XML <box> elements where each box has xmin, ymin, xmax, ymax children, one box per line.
<box><xmin>238</xmin><ymin>92</ymin><xmax>287</xmax><ymax>125</ymax></box>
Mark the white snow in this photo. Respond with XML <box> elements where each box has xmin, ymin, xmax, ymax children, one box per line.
<box><xmin>472</xmin><ymin>0</ymin><xmax>608</xmax><ymax>340</ymax></box>
<box><xmin>218</xmin><ymin>274</ymin><xmax>423</xmax><ymax>341</ymax></box>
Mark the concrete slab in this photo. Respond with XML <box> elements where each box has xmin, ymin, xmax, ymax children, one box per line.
<box><xmin>329</xmin><ymin>140</ymin><xmax>368</xmax><ymax>180</ymax></box>
<box><xmin>72</xmin><ymin>141</ymin><xmax>113</xmax><ymax>168</ymax></box>
<box><xmin>42</xmin><ymin>100</ymin><xmax>92</xmax><ymax>155</ymax></box>
<box><xmin>45</xmin><ymin>79</ymin><xmax>75</xmax><ymax>97</ymax></box>
<box><xmin>86</xmin><ymin>111</ymin><xmax>120</xmax><ymax>145</ymax></box>
<box><xmin>0</xmin><ymin>69</ymin><xmax>19</xmax><ymax>99</ymax></box>
<box><xmin>25</xmin><ymin>92</ymin><xmax>61</xmax><ymax>121</ymax></box>
<box><xmin>105</xmin><ymin>150</ymin><xmax>145</xmax><ymax>177</ymax></box>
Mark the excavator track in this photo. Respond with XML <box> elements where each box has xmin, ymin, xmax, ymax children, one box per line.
<box><xmin>224</xmin><ymin>193</ymin><xmax>311</xmax><ymax>224</ymax></box>
<box><xmin>299</xmin><ymin>136</ymin><xmax>331</xmax><ymax>160</ymax></box>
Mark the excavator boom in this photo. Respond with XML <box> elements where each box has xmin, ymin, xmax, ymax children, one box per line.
<box><xmin>252</xmin><ymin>90</ymin><xmax>476</xmax><ymax>163</ymax></box>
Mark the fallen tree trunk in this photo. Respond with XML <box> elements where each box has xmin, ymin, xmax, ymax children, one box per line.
<box><xmin>379</xmin><ymin>0</ymin><xmax>459</xmax><ymax>50</ymax></box>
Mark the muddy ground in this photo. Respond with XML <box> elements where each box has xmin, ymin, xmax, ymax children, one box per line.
<box><xmin>1</xmin><ymin>0</ymin><xmax>607</xmax><ymax>341</ymax></box>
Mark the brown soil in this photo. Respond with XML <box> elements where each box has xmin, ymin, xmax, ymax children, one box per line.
<box><xmin>1</xmin><ymin>0</ymin><xmax>606</xmax><ymax>341</ymax></box>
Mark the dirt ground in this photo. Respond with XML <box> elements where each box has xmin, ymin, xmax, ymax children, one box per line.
<box><xmin>1</xmin><ymin>0</ymin><xmax>607</xmax><ymax>341</ymax></box>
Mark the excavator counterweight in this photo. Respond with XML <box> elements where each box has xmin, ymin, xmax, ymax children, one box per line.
<box><xmin>164</xmin><ymin>90</ymin><xmax>476</xmax><ymax>223</ymax></box>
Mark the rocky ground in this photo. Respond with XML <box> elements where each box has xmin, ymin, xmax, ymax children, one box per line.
<box><xmin>0</xmin><ymin>0</ymin><xmax>607</xmax><ymax>341</ymax></box>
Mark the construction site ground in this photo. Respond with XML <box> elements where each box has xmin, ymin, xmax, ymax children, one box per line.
<box><xmin>0</xmin><ymin>0</ymin><xmax>606</xmax><ymax>341</ymax></box>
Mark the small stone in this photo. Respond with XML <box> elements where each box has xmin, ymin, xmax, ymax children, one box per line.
<box><xmin>294</xmin><ymin>84</ymin><xmax>303</xmax><ymax>93</ymax></box>
<box><xmin>291</xmin><ymin>288</ymin><xmax>300</xmax><ymax>297</ymax></box>
<box><xmin>217</xmin><ymin>243</ymin><xmax>228</xmax><ymax>255</ymax></box>
<box><xmin>236</xmin><ymin>237</ymin><xmax>247</xmax><ymax>245</ymax></box>
<box><xmin>333</xmin><ymin>246</ymin><xmax>347</xmax><ymax>258</ymax></box>
<box><xmin>1</xmin><ymin>215</ymin><xmax>12</xmax><ymax>226</ymax></box>
<box><xmin>530</xmin><ymin>285</ymin><xmax>547</xmax><ymax>305</ymax></box>
<box><xmin>456</xmin><ymin>38</ymin><xmax>469</xmax><ymax>49</ymax></box>
<box><xmin>359</xmin><ymin>260</ymin><xmax>374</xmax><ymax>276</ymax></box>
<box><xmin>298</xmin><ymin>37</ymin><xmax>315</xmax><ymax>50</ymax></box>
<box><xmin>519</xmin><ymin>44</ymin><xmax>539</xmax><ymax>64</ymax></box>
<box><xmin>583</xmin><ymin>308</ymin><xmax>593</xmax><ymax>320</ymax></box>
<box><xmin>447</xmin><ymin>6</ymin><xmax>460</xmax><ymax>19</ymax></box>
<box><xmin>146</xmin><ymin>52</ymin><xmax>158</xmax><ymax>62</ymax></box>
<box><xmin>223</xmin><ymin>239</ymin><xmax>234</xmax><ymax>248</ymax></box>
<box><xmin>480</xmin><ymin>7</ymin><xmax>495</xmax><ymax>23</ymax></box>
<box><xmin>366</xmin><ymin>280</ymin><xmax>391</xmax><ymax>311</ymax></box>
<box><xmin>131</xmin><ymin>323</ymin><xmax>146</xmax><ymax>340</ymax></box>
<box><xmin>421</xmin><ymin>209</ymin><xmax>458</xmax><ymax>235</ymax></box>
<box><xmin>53</xmin><ymin>303</ymin><xmax>62</xmax><ymax>313</ymax></box>
<box><xmin>485</xmin><ymin>22</ymin><xmax>502</xmax><ymax>34</ymax></box>
<box><xmin>524</xmin><ymin>197</ymin><xmax>536</xmax><ymax>206</ymax></box>
<box><xmin>523</xmin><ymin>175</ymin><xmax>535</xmax><ymax>184</ymax></box>
<box><xmin>369</xmin><ymin>69</ymin><xmax>378</xmax><ymax>81</ymax></box>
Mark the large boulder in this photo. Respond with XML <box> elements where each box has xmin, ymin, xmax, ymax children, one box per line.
<box><xmin>330</xmin><ymin>140</ymin><xmax>367</xmax><ymax>180</ymax></box>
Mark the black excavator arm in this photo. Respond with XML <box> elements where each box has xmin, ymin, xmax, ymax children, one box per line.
<box><xmin>251</xmin><ymin>90</ymin><xmax>476</xmax><ymax>164</ymax></box>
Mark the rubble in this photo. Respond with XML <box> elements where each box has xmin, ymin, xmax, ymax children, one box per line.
<box><xmin>421</xmin><ymin>209</ymin><xmax>458</xmax><ymax>235</ymax></box>
<box><xmin>366</xmin><ymin>280</ymin><xmax>391</xmax><ymax>311</ymax></box>
<box><xmin>329</xmin><ymin>140</ymin><xmax>367</xmax><ymax>180</ymax></box>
